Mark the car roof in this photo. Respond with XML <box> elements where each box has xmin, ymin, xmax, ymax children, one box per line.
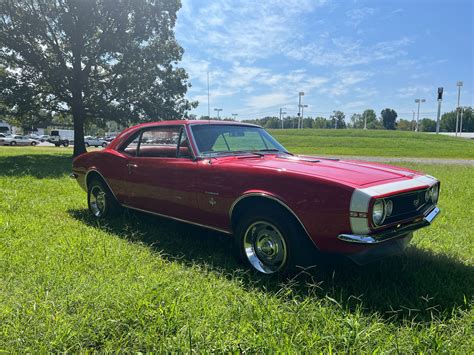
<box><xmin>130</xmin><ymin>120</ymin><xmax>261</xmax><ymax>130</ymax></box>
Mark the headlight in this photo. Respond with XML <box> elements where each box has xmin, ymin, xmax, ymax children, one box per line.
<box><xmin>431</xmin><ymin>184</ymin><xmax>439</xmax><ymax>204</ymax></box>
<box><xmin>425</xmin><ymin>189</ymin><xmax>431</xmax><ymax>203</ymax></box>
<box><xmin>385</xmin><ymin>200</ymin><xmax>393</xmax><ymax>217</ymax></box>
<box><xmin>372</xmin><ymin>199</ymin><xmax>386</xmax><ymax>226</ymax></box>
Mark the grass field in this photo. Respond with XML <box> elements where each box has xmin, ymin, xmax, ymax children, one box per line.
<box><xmin>0</xmin><ymin>147</ymin><xmax>473</xmax><ymax>352</ymax></box>
<box><xmin>270</xmin><ymin>129</ymin><xmax>474</xmax><ymax>158</ymax></box>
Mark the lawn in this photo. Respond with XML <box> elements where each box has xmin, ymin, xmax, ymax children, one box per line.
<box><xmin>0</xmin><ymin>147</ymin><xmax>473</xmax><ymax>352</ymax></box>
<box><xmin>270</xmin><ymin>129</ymin><xmax>474</xmax><ymax>158</ymax></box>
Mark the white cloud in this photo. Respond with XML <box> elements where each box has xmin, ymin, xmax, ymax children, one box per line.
<box><xmin>346</xmin><ymin>7</ymin><xmax>376</xmax><ymax>27</ymax></box>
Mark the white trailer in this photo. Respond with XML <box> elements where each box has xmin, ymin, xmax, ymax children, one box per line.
<box><xmin>49</xmin><ymin>129</ymin><xmax>74</xmax><ymax>146</ymax></box>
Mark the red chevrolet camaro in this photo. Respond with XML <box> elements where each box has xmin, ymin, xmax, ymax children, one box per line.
<box><xmin>72</xmin><ymin>120</ymin><xmax>440</xmax><ymax>274</ymax></box>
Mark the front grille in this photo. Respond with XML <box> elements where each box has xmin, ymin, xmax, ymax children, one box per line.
<box><xmin>384</xmin><ymin>189</ymin><xmax>433</xmax><ymax>224</ymax></box>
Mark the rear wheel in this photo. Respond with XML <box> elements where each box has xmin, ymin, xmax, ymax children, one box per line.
<box><xmin>85</xmin><ymin>142</ymin><xmax>90</xmax><ymax>148</ymax></box>
<box><xmin>10</xmin><ymin>141</ymin><xmax>16</xmax><ymax>146</ymax></box>
<box><xmin>235</xmin><ymin>207</ymin><xmax>309</xmax><ymax>275</ymax></box>
<box><xmin>101</xmin><ymin>142</ymin><xmax>107</xmax><ymax>147</ymax></box>
<box><xmin>87</xmin><ymin>179</ymin><xmax>120</xmax><ymax>218</ymax></box>
<box><xmin>31</xmin><ymin>141</ymin><xmax>37</xmax><ymax>146</ymax></box>
<box><xmin>63</xmin><ymin>141</ymin><xmax>69</xmax><ymax>147</ymax></box>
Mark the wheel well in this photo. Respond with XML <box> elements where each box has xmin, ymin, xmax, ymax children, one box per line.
<box><xmin>230</xmin><ymin>196</ymin><xmax>310</xmax><ymax>237</ymax></box>
<box><xmin>86</xmin><ymin>170</ymin><xmax>105</xmax><ymax>190</ymax></box>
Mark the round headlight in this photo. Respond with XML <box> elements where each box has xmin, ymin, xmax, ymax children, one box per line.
<box><xmin>425</xmin><ymin>189</ymin><xmax>431</xmax><ymax>203</ymax></box>
<box><xmin>385</xmin><ymin>200</ymin><xmax>393</xmax><ymax>217</ymax></box>
<box><xmin>431</xmin><ymin>184</ymin><xmax>439</xmax><ymax>204</ymax></box>
<box><xmin>372</xmin><ymin>199</ymin><xmax>386</xmax><ymax>226</ymax></box>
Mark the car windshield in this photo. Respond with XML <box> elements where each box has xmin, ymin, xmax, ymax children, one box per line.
<box><xmin>190</xmin><ymin>124</ymin><xmax>288</xmax><ymax>156</ymax></box>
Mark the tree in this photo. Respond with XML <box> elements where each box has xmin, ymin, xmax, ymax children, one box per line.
<box><xmin>350</xmin><ymin>113</ymin><xmax>364</xmax><ymax>128</ymax></box>
<box><xmin>1</xmin><ymin>0</ymin><xmax>196</xmax><ymax>156</ymax></box>
<box><xmin>380</xmin><ymin>108</ymin><xmax>398</xmax><ymax>130</ymax></box>
<box><xmin>441</xmin><ymin>107</ymin><xmax>473</xmax><ymax>132</ymax></box>
<box><xmin>362</xmin><ymin>109</ymin><xmax>377</xmax><ymax>129</ymax></box>
<box><xmin>313</xmin><ymin>116</ymin><xmax>330</xmax><ymax>129</ymax></box>
<box><xmin>302</xmin><ymin>117</ymin><xmax>314</xmax><ymax>128</ymax></box>
<box><xmin>329</xmin><ymin>111</ymin><xmax>346</xmax><ymax>129</ymax></box>
<box><xmin>419</xmin><ymin>118</ymin><xmax>436</xmax><ymax>132</ymax></box>
<box><xmin>397</xmin><ymin>119</ymin><xmax>414</xmax><ymax>131</ymax></box>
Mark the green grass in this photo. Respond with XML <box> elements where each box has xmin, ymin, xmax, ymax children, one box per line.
<box><xmin>270</xmin><ymin>129</ymin><xmax>474</xmax><ymax>158</ymax></box>
<box><xmin>0</xmin><ymin>147</ymin><xmax>473</xmax><ymax>352</ymax></box>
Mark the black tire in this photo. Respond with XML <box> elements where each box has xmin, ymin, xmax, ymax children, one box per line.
<box><xmin>101</xmin><ymin>142</ymin><xmax>107</xmax><ymax>147</ymax></box>
<box><xmin>55</xmin><ymin>144</ymin><xmax>60</xmax><ymax>147</ymax></box>
<box><xmin>63</xmin><ymin>141</ymin><xmax>69</xmax><ymax>147</ymax></box>
<box><xmin>85</xmin><ymin>142</ymin><xmax>90</xmax><ymax>148</ymax></box>
<box><xmin>234</xmin><ymin>206</ymin><xmax>313</xmax><ymax>275</ymax></box>
<box><xmin>31</xmin><ymin>141</ymin><xmax>37</xmax><ymax>146</ymax></box>
<box><xmin>87</xmin><ymin>178</ymin><xmax>120</xmax><ymax>218</ymax></box>
<box><xmin>10</xmin><ymin>141</ymin><xmax>16</xmax><ymax>146</ymax></box>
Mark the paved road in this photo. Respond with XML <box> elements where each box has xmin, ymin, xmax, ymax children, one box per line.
<box><xmin>313</xmin><ymin>154</ymin><xmax>474</xmax><ymax>166</ymax></box>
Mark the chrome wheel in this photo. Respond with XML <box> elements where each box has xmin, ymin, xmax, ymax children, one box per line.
<box><xmin>244</xmin><ymin>221</ymin><xmax>288</xmax><ymax>274</ymax></box>
<box><xmin>89</xmin><ymin>185</ymin><xmax>107</xmax><ymax>217</ymax></box>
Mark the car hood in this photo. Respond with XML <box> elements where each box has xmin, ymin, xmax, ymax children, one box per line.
<box><xmin>213</xmin><ymin>154</ymin><xmax>420</xmax><ymax>187</ymax></box>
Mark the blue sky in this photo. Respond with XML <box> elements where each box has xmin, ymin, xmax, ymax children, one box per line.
<box><xmin>175</xmin><ymin>0</ymin><xmax>473</xmax><ymax>121</ymax></box>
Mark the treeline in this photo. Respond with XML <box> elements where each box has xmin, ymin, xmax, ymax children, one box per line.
<box><xmin>239</xmin><ymin>107</ymin><xmax>473</xmax><ymax>132</ymax></box>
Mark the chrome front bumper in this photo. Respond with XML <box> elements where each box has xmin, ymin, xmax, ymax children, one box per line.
<box><xmin>338</xmin><ymin>207</ymin><xmax>440</xmax><ymax>244</ymax></box>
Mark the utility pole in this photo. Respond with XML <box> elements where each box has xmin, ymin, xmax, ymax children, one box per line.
<box><xmin>279</xmin><ymin>108</ymin><xmax>287</xmax><ymax>129</ymax></box>
<box><xmin>460</xmin><ymin>107</ymin><xmax>465</xmax><ymax>136</ymax></box>
<box><xmin>412</xmin><ymin>111</ymin><xmax>416</xmax><ymax>131</ymax></box>
<box><xmin>298</xmin><ymin>92</ymin><xmax>304</xmax><ymax>129</ymax></box>
<box><xmin>300</xmin><ymin>104</ymin><xmax>308</xmax><ymax>128</ymax></box>
<box><xmin>455</xmin><ymin>81</ymin><xmax>463</xmax><ymax>137</ymax></box>
<box><xmin>414</xmin><ymin>98</ymin><xmax>425</xmax><ymax>132</ymax></box>
<box><xmin>214</xmin><ymin>108</ymin><xmax>222</xmax><ymax>119</ymax></box>
<box><xmin>207</xmin><ymin>71</ymin><xmax>211</xmax><ymax>119</ymax></box>
<box><xmin>363</xmin><ymin>113</ymin><xmax>367</xmax><ymax>129</ymax></box>
<box><xmin>436</xmin><ymin>87</ymin><xmax>443</xmax><ymax>134</ymax></box>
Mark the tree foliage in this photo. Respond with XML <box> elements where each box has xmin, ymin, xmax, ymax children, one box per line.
<box><xmin>0</xmin><ymin>0</ymin><xmax>196</xmax><ymax>156</ymax></box>
<box><xmin>441</xmin><ymin>107</ymin><xmax>473</xmax><ymax>132</ymax></box>
<box><xmin>329</xmin><ymin>110</ymin><xmax>346</xmax><ymax>129</ymax></box>
<box><xmin>380</xmin><ymin>108</ymin><xmax>397</xmax><ymax>130</ymax></box>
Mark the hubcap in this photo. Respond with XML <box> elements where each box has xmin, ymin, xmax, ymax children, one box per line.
<box><xmin>90</xmin><ymin>185</ymin><xmax>106</xmax><ymax>217</ymax></box>
<box><xmin>244</xmin><ymin>221</ymin><xmax>287</xmax><ymax>274</ymax></box>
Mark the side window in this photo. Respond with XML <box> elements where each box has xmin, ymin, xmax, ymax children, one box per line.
<box><xmin>138</xmin><ymin>126</ymin><xmax>181</xmax><ymax>158</ymax></box>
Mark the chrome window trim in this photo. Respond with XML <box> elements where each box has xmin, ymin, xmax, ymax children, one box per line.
<box><xmin>122</xmin><ymin>204</ymin><xmax>232</xmax><ymax>235</ymax></box>
<box><xmin>187</xmin><ymin>123</ymin><xmax>287</xmax><ymax>158</ymax></box>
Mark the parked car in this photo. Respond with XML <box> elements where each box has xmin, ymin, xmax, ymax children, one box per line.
<box><xmin>38</xmin><ymin>134</ymin><xmax>50</xmax><ymax>142</ymax></box>
<box><xmin>49</xmin><ymin>129</ymin><xmax>73</xmax><ymax>147</ymax></box>
<box><xmin>84</xmin><ymin>136</ymin><xmax>108</xmax><ymax>148</ymax></box>
<box><xmin>0</xmin><ymin>135</ymin><xmax>40</xmax><ymax>146</ymax></box>
<box><xmin>72</xmin><ymin>121</ymin><xmax>441</xmax><ymax>274</ymax></box>
<box><xmin>0</xmin><ymin>133</ymin><xmax>11</xmax><ymax>138</ymax></box>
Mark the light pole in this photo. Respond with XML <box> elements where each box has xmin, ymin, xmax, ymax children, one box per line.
<box><xmin>460</xmin><ymin>107</ymin><xmax>465</xmax><ymax>136</ymax></box>
<box><xmin>207</xmin><ymin>71</ymin><xmax>211</xmax><ymax>118</ymax></box>
<box><xmin>300</xmin><ymin>104</ymin><xmax>308</xmax><ymax>128</ymax></box>
<box><xmin>414</xmin><ymin>98</ymin><xmax>425</xmax><ymax>132</ymax></box>
<box><xmin>231</xmin><ymin>113</ymin><xmax>238</xmax><ymax>120</ymax></box>
<box><xmin>455</xmin><ymin>81</ymin><xmax>463</xmax><ymax>137</ymax></box>
<box><xmin>298</xmin><ymin>92</ymin><xmax>304</xmax><ymax>129</ymax></box>
<box><xmin>412</xmin><ymin>111</ymin><xmax>416</xmax><ymax>131</ymax></box>
<box><xmin>279</xmin><ymin>108</ymin><xmax>287</xmax><ymax>129</ymax></box>
<box><xmin>214</xmin><ymin>108</ymin><xmax>222</xmax><ymax>119</ymax></box>
<box><xmin>436</xmin><ymin>87</ymin><xmax>443</xmax><ymax>134</ymax></box>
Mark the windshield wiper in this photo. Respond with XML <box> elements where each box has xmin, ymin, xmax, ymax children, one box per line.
<box><xmin>255</xmin><ymin>148</ymin><xmax>294</xmax><ymax>156</ymax></box>
<box><xmin>201</xmin><ymin>150</ymin><xmax>264</xmax><ymax>158</ymax></box>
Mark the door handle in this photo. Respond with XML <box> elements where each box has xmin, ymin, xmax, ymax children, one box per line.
<box><xmin>126</xmin><ymin>163</ymin><xmax>138</xmax><ymax>174</ymax></box>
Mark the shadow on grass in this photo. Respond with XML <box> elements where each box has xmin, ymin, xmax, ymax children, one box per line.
<box><xmin>69</xmin><ymin>208</ymin><xmax>473</xmax><ymax>324</ymax></box>
<box><xmin>0</xmin><ymin>154</ymin><xmax>72</xmax><ymax>178</ymax></box>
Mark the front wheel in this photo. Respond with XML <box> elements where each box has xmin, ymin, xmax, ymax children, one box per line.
<box><xmin>31</xmin><ymin>141</ymin><xmax>37</xmax><ymax>146</ymax></box>
<box><xmin>10</xmin><ymin>141</ymin><xmax>17</xmax><ymax>146</ymax></box>
<box><xmin>235</xmin><ymin>208</ymin><xmax>307</xmax><ymax>275</ymax></box>
<box><xmin>87</xmin><ymin>179</ymin><xmax>120</xmax><ymax>218</ymax></box>
<box><xmin>101</xmin><ymin>142</ymin><xmax>107</xmax><ymax>148</ymax></box>
<box><xmin>63</xmin><ymin>141</ymin><xmax>69</xmax><ymax>147</ymax></box>
<box><xmin>85</xmin><ymin>142</ymin><xmax>90</xmax><ymax>148</ymax></box>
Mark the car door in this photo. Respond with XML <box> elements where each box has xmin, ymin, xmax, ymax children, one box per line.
<box><xmin>120</xmin><ymin>125</ymin><xmax>200</xmax><ymax>220</ymax></box>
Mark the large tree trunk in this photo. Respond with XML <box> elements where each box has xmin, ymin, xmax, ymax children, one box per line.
<box><xmin>72</xmin><ymin>102</ymin><xmax>86</xmax><ymax>157</ymax></box>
